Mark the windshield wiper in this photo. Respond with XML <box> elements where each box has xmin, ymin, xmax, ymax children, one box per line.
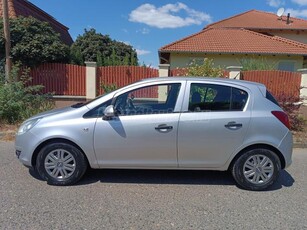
<box><xmin>71</xmin><ymin>102</ymin><xmax>84</xmax><ymax>108</ymax></box>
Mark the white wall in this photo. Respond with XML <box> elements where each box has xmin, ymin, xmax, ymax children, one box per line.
<box><xmin>169</xmin><ymin>53</ymin><xmax>304</xmax><ymax>71</ymax></box>
<box><xmin>270</xmin><ymin>31</ymin><xmax>307</xmax><ymax>45</ymax></box>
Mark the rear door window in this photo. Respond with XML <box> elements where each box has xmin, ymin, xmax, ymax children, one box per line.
<box><xmin>189</xmin><ymin>83</ymin><xmax>248</xmax><ymax>112</ymax></box>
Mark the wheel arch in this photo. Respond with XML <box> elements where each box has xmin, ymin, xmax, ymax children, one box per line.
<box><xmin>229</xmin><ymin>144</ymin><xmax>286</xmax><ymax>170</ymax></box>
<box><xmin>31</xmin><ymin>138</ymin><xmax>89</xmax><ymax>168</ymax></box>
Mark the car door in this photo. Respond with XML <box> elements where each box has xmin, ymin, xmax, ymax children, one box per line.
<box><xmin>93</xmin><ymin>81</ymin><xmax>186</xmax><ymax>168</ymax></box>
<box><xmin>178</xmin><ymin>81</ymin><xmax>251</xmax><ymax>168</ymax></box>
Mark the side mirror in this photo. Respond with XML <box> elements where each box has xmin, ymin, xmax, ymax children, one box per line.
<box><xmin>103</xmin><ymin>105</ymin><xmax>116</xmax><ymax>120</ymax></box>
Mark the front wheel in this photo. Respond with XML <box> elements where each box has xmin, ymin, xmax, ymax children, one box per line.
<box><xmin>231</xmin><ymin>148</ymin><xmax>281</xmax><ymax>191</ymax></box>
<box><xmin>36</xmin><ymin>142</ymin><xmax>88</xmax><ymax>186</ymax></box>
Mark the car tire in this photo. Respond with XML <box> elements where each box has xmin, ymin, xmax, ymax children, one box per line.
<box><xmin>36</xmin><ymin>142</ymin><xmax>87</xmax><ymax>186</ymax></box>
<box><xmin>231</xmin><ymin>148</ymin><xmax>281</xmax><ymax>191</ymax></box>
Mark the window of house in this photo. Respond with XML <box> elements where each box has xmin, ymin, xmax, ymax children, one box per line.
<box><xmin>188</xmin><ymin>83</ymin><xmax>248</xmax><ymax>112</ymax></box>
<box><xmin>278</xmin><ymin>61</ymin><xmax>295</xmax><ymax>72</ymax></box>
<box><xmin>188</xmin><ymin>57</ymin><xmax>205</xmax><ymax>65</ymax></box>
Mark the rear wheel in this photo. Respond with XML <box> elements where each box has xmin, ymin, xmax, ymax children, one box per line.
<box><xmin>36</xmin><ymin>142</ymin><xmax>87</xmax><ymax>186</ymax></box>
<box><xmin>231</xmin><ymin>148</ymin><xmax>281</xmax><ymax>191</ymax></box>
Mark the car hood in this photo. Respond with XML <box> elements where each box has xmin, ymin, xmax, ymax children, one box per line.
<box><xmin>29</xmin><ymin>106</ymin><xmax>76</xmax><ymax>120</ymax></box>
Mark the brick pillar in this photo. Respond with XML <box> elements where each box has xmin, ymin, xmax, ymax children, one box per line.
<box><xmin>85</xmin><ymin>62</ymin><xmax>97</xmax><ymax>100</ymax></box>
<box><xmin>298</xmin><ymin>68</ymin><xmax>307</xmax><ymax>105</ymax></box>
<box><xmin>158</xmin><ymin>64</ymin><xmax>170</xmax><ymax>102</ymax></box>
<box><xmin>159</xmin><ymin>64</ymin><xmax>170</xmax><ymax>77</ymax></box>
<box><xmin>226</xmin><ymin>66</ymin><xmax>243</xmax><ymax>79</ymax></box>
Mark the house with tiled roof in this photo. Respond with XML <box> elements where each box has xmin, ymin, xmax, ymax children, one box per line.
<box><xmin>0</xmin><ymin>0</ymin><xmax>73</xmax><ymax>45</ymax></box>
<box><xmin>159</xmin><ymin>10</ymin><xmax>307</xmax><ymax>72</ymax></box>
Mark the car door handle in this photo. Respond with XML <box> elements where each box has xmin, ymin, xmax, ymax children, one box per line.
<box><xmin>155</xmin><ymin>124</ymin><xmax>173</xmax><ymax>132</ymax></box>
<box><xmin>224</xmin><ymin>122</ymin><xmax>242</xmax><ymax>130</ymax></box>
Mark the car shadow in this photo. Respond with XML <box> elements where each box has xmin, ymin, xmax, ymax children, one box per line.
<box><xmin>29</xmin><ymin>168</ymin><xmax>44</xmax><ymax>181</ymax></box>
<box><xmin>78</xmin><ymin>169</ymin><xmax>235</xmax><ymax>186</ymax></box>
<box><xmin>29</xmin><ymin>167</ymin><xmax>294</xmax><ymax>191</ymax></box>
<box><xmin>76</xmin><ymin>168</ymin><xmax>295</xmax><ymax>191</ymax></box>
<box><xmin>265</xmin><ymin>170</ymin><xmax>295</xmax><ymax>191</ymax></box>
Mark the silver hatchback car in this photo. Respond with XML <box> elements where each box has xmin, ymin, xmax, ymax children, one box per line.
<box><xmin>15</xmin><ymin>77</ymin><xmax>292</xmax><ymax>190</ymax></box>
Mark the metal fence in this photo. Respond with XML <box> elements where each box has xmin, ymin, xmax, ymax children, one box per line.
<box><xmin>241</xmin><ymin>70</ymin><xmax>302</xmax><ymax>98</ymax></box>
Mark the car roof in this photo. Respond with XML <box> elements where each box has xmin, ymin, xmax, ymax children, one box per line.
<box><xmin>138</xmin><ymin>77</ymin><xmax>267</xmax><ymax>97</ymax></box>
<box><xmin>140</xmin><ymin>76</ymin><xmax>265</xmax><ymax>88</ymax></box>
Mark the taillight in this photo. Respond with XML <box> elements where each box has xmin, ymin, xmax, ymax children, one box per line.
<box><xmin>271</xmin><ymin>111</ymin><xmax>290</xmax><ymax>129</ymax></box>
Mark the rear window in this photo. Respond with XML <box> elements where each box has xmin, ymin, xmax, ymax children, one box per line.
<box><xmin>266</xmin><ymin>90</ymin><xmax>279</xmax><ymax>106</ymax></box>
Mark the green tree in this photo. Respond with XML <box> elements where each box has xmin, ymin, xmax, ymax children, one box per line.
<box><xmin>70</xmin><ymin>47</ymin><xmax>83</xmax><ymax>66</ymax></box>
<box><xmin>96</xmin><ymin>51</ymin><xmax>104</xmax><ymax>66</ymax></box>
<box><xmin>123</xmin><ymin>54</ymin><xmax>130</xmax><ymax>65</ymax></box>
<box><xmin>0</xmin><ymin>16</ymin><xmax>70</xmax><ymax>67</ymax></box>
<box><xmin>70</xmin><ymin>28</ymin><xmax>138</xmax><ymax>66</ymax></box>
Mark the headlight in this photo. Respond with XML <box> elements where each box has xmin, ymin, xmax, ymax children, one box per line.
<box><xmin>17</xmin><ymin>118</ymin><xmax>41</xmax><ymax>135</ymax></box>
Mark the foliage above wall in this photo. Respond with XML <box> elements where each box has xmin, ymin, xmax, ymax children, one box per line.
<box><xmin>70</xmin><ymin>28</ymin><xmax>138</xmax><ymax>66</ymax></box>
<box><xmin>0</xmin><ymin>17</ymin><xmax>70</xmax><ymax>67</ymax></box>
<box><xmin>186</xmin><ymin>58</ymin><xmax>224</xmax><ymax>77</ymax></box>
<box><xmin>239</xmin><ymin>56</ymin><xmax>276</xmax><ymax>71</ymax></box>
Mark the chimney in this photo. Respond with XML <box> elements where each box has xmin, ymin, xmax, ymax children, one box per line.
<box><xmin>287</xmin><ymin>13</ymin><xmax>290</xmax><ymax>24</ymax></box>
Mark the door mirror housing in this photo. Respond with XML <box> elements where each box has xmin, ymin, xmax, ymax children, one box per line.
<box><xmin>103</xmin><ymin>105</ymin><xmax>116</xmax><ymax>120</ymax></box>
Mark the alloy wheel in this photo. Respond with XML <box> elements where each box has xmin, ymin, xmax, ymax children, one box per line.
<box><xmin>243</xmin><ymin>154</ymin><xmax>274</xmax><ymax>185</ymax></box>
<box><xmin>44</xmin><ymin>149</ymin><xmax>76</xmax><ymax>180</ymax></box>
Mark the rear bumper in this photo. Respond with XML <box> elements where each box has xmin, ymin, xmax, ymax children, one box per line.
<box><xmin>279</xmin><ymin>131</ymin><xmax>293</xmax><ymax>169</ymax></box>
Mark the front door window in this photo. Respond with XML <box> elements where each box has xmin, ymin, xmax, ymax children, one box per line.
<box><xmin>114</xmin><ymin>83</ymin><xmax>181</xmax><ymax>116</ymax></box>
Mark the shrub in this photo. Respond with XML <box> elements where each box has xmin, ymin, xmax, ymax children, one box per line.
<box><xmin>276</xmin><ymin>93</ymin><xmax>305</xmax><ymax>131</ymax></box>
<box><xmin>172</xmin><ymin>67</ymin><xmax>188</xmax><ymax>77</ymax></box>
<box><xmin>101</xmin><ymin>82</ymin><xmax>117</xmax><ymax>94</ymax></box>
<box><xmin>186</xmin><ymin>58</ymin><xmax>224</xmax><ymax>77</ymax></box>
<box><xmin>0</xmin><ymin>67</ymin><xmax>54</xmax><ymax>124</ymax></box>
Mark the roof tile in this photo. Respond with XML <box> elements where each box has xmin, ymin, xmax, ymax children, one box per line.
<box><xmin>160</xmin><ymin>28</ymin><xmax>307</xmax><ymax>55</ymax></box>
<box><xmin>206</xmin><ymin>9</ymin><xmax>307</xmax><ymax>30</ymax></box>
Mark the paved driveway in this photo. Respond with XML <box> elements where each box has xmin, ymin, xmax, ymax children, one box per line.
<box><xmin>0</xmin><ymin>141</ymin><xmax>306</xmax><ymax>229</ymax></box>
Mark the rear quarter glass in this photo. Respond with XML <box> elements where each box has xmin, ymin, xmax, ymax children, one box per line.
<box><xmin>266</xmin><ymin>90</ymin><xmax>280</xmax><ymax>106</ymax></box>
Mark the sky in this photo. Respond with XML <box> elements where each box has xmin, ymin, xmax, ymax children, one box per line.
<box><xmin>29</xmin><ymin>0</ymin><xmax>307</xmax><ymax>67</ymax></box>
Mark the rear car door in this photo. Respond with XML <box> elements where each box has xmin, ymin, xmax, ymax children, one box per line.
<box><xmin>178</xmin><ymin>81</ymin><xmax>251</xmax><ymax>168</ymax></box>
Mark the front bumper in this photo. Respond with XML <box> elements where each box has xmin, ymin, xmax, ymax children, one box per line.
<box><xmin>15</xmin><ymin>131</ymin><xmax>40</xmax><ymax>168</ymax></box>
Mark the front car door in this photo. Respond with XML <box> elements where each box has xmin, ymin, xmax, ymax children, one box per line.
<box><xmin>93</xmin><ymin>80</ymin><xmax>186</xmax><ymax>168</ymax></box>
<box><xmin>178</xmin><ymin>81</ymin><xmax>251</xmax><ymax>168</ymax></box>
